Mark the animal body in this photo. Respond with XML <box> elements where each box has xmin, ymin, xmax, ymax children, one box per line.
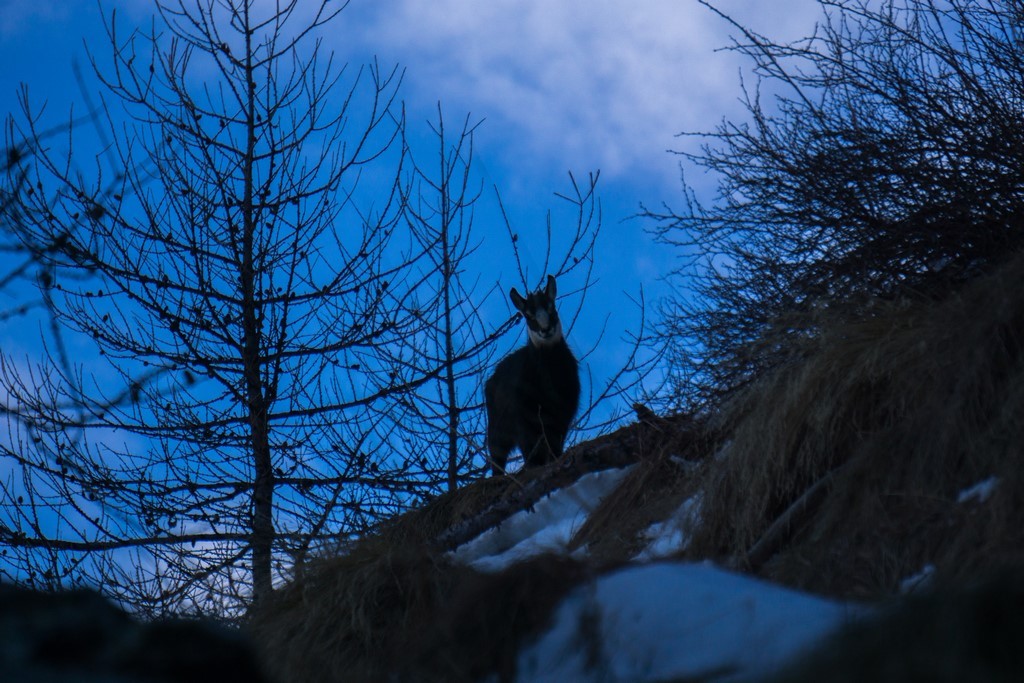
<box><xmin>485</xmin><ymin>275</ymin><xmax>580</xmax><ymax>476</ymax></box>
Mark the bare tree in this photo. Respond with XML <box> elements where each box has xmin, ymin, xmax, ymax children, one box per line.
<box><xmin>647</xmin><ymin>0</ymin><xmax>1024</xmax><ymax>407</ymax></box>
<box><xmin>397</xmin><ymin>107</ymin><xmax>494</xmax><ymax>492</ymax></box>
<box><xmin>0</xmin><ymin>0</ymin><xmax>437</xmax><ymax>615</ymax></box>
<box><xmin>1</xmin><ymin>0</ymin><xmax>662</xmax><ymax>615</ymax></box>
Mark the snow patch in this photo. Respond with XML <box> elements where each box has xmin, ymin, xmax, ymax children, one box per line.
<box><xmin>517</xmin><ymin>561</ymin><xmax>860</xmax><ymax>682</ymax></box>
<box><xmin>635</xmin><ymin>493</ymin><xmax>702</xmax><ymax>561</ymax></box>
<box><xmin>450</xmin><ymin>466</ymin><xmax>634</xmax><ymax>571</ymax></box>
<box><xmin>899</xmin><ymin>563</ymin><xmax>937</xmax><ymax>595</ymax></box>
<box><xmin>957</xmin><ymin>476</ymin><xmax>999</xmax><ymax>505</ymax></box>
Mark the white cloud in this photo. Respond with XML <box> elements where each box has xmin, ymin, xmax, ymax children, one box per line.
<box><xmin>335</xmin><ymin>0</ymin><xmax>822</xmax><ymax>187</ymax></box>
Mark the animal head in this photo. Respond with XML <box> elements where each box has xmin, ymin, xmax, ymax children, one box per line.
<box><xmin>510</xmin><ymin>275</ymin><xmax>564</xmax><ymax>347</ymax></box>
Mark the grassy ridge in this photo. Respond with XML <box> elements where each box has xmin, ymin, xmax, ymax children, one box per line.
<box><xmin>248</xmin><ymin>251</ymin><xmax>1024</xmax><ymax>680</ymax></box>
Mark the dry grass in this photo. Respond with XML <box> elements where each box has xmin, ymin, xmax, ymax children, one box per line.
<box><xmin>248</xmin><ymin>252</ymin><xmax>1024</xmax><ymax>680</ymax></box>
<box><xmin>684</xmin><ymin>251</ymin><xmax>1024</xmax><ymax>596</ymax></box>
<box><xmin>417</xmin><ymin>553</ymin><xmax>589</xmax><ymax>682</ymax></box>
<box><xmin>247</xmin><ymin>541</ymin><xmax>455</xmax><ymax>683</ymax></box>
<box><xmin>770</xmin><ymin>568</ymin><xmax>1024</xmax><ymax>682</ymax></box>
<box><xmin>372</xmin><ymin>476</ymin><xmax>514</xmax><ymax>548</ymax></box>
<box><xmin>247</xmin><ymin>538</ymin><xmax>589</xmax><ymax>683</ymax></box>
<box><xmin>567</xmin><ymin>412</ymin><xmax>711</xmax><ymax>564</ymax></box>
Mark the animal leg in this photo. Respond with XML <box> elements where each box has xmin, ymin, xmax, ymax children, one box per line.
<box><xmin>487</xmin><ymin>431</ymin><xmax>514</xmax><ymax>476</ymax></box>
<box><xmin>521</xmin><ymin>427</ymin><xmax>556</xmax><ymax>469</ymax></box>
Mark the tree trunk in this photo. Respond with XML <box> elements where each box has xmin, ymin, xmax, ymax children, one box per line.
<box><xmin>240</xmin><ymin>9</ymin><xmax>274</xmax><ymax>605</ymax></box>
<box><xmin>441</xmin><ymin>151</ymin><xmax>459</xmax><ymax>492</ymax></box>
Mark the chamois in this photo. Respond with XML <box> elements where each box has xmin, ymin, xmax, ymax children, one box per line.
<box><xmin>485</xmin><ymin>275</ymin><xmax>580</xmax><ymax>476</ymax></box>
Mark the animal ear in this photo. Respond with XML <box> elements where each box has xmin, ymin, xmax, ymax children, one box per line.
<box><xmin>510</xmin><ymin>287</ymin><xmax>527</xmax><ymax>314</ymax></box>
<box><xmin>545</xmin><ymin>274</ymin><xmax>557</xmax><ymax>299</ymax></box>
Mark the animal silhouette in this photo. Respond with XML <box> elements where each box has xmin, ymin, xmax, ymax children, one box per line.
<box><xmin>485</xmin><ymin>275</ymin><xmax>580</xmax><ymax>475</ymax></box>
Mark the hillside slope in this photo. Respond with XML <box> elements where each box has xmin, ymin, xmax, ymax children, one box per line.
<box><xmin>248</xmin><ymin>251</ymin><xmax>1024</xmax><ymax>682</ymax></box>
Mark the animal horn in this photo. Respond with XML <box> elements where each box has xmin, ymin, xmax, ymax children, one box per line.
<box><xmin>510</xmin><ymin>287</ymin><xmax>527</xmax><ymax>313</ymax></box>
<box><xmin>545</xmin><ymin>274</ymin><xmax>556</xmax><ymax>298</ymax></box>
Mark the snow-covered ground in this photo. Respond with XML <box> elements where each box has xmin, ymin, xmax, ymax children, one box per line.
<box><xmin>450</xmin><ymin>466</ymin><xmax>634</xmax><ymax>571</ymax></box>
<box><xmin>957</xmin><ymin>476</ymin><xmax>999</xmax><ymax>504</ymax></box>
<box><xmin>518</xmin><ymin>562</ymin><xmax>859</xmax><ymax>682</ymax></box>
<box><xmin>635</xmin><ymin>492</ymin><xmax>702</xmax><ymax>561</ymax></box>
<box><xmin>449</xmin><ymin>467</ymin><xmax>864</xmax><ymax>682</ymax></box>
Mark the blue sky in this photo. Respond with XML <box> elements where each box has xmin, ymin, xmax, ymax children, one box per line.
<box><xmin>0</xmin><ymin>0</ymin><xmax>824</xmax><ymax>408</ymax></box>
